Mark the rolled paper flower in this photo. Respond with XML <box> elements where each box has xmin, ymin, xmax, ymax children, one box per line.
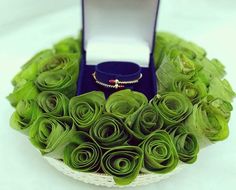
<box><xmin>10</xmin><ymin>99</ymin><xmax>42</xmax><ymax>135</ymax></box>
<box><xmin>12</xmin><ymin>49</ymin><xmax>54</xmax><ymax>86</ymax></box>
<box><xmin>170</xmin><ymin>77</ymin><xmax>207</xmax><ymax>104</ymax></box>
<box><xmin>69</xmin><ymin>91</ymin><xmax>105</xmax><ymax>131</ymax></box>
<box><xmin>141</xmin><ymin>130</ymin><xmax>179</xmax><ymax>174</ymax></box>
<box><xmin>35</xmin><ymin>70</ymin><xmax>77</xmax><ymax>98</ymax></box>
<box><xmin>125</xmin><ymin>104</ymin><xmax>164</xmax><ymax>140</ymax></box>
<box><xmin>90</xmin><ymin>113</ymin><xmax>130</xmax><ymax>148</ymax></box>
<box><xmin>38</xmin><ymin>53</ymin><xmax>80</xmax><ymax>79</ymax></box>
<box><xmin>150</xmin><ymin>92</ymin><xmax>193</xmax><ymax>125</ymax></box>
<box><xmin>157</xmin><ymin>54</ymin><xmax>202</xmax><ymax>90</ymax></box>
<box><xmin>166</xmin><ymin>125</ymin><xmax>199</xmax><ymax>164</ymax></box>
<box><xmin>7</xmin><ymin>81</ymin><xmax>39</xmax><ymax>107</ymax></box>
<box><xmin>101</xmin><ymin>146</ymin><xmax>144</xmax><ymax>186</ymax></box>
<box><xmin>54</xmin><ymin>37</ymin><xmax>80</xmax><ymax>54</ymax></box>
<box><xmin>185</xmin><ymin>96</ymin><xmax>231</xmax><ymax>142</ymax></box>
<box><xmin>64</xmin><ymin>131</ymin><xmax>102</xmax><ymax>172</ymax></box>
<box><xmin>105</xmin><ymin>89</ymin><xmax>148</xmax><ymax>119</ymax></box>
<box><xmin>29</xmin><ymin>115</ymin><xmax>76</xmax><ymax>159</ymax></box>
<box><xmin>37</xmin><ymin>91</ymin><xmax>69</xmax><ymax>117</ymax></box>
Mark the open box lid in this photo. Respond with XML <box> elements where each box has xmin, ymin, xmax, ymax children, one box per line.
<box><xmin>82</xmin><ymin>0</ymin><xmax>160</xmax><ymax>67</ymax></box>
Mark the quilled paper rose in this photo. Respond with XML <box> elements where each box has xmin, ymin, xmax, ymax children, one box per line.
<box><xmin>150</xmin><ymin>92</ymin><xmax>193</xmax><ymax>125</ymax></box>
<box><xmin>185</xmin><ymin>96</ymin><xmax>232</xmax><ymax>142</ymax></box>
<box><xmin>90</xmin><ymin>113</ymin><xmax>130</xmax><ymax>148</ymax></box>
<box><xmin>7</xmin><ymin>81</ymin><xmax>39</xmax><ymax>107</ymax></box>
<box><xmin>170</xmin><ymin>78</ymin><xmax>207</xmax><ymax>104</ymax></box>
<box><xmin>29</xmin><ymin>115</ymin><xmax>76</xmax><ymax>159</ymax></box>
<box><xmin>38</xmin><ymin>53</ymin><xmax>80</xmax><ymax>78</ymax></box>
<box><xmin>166</xmin><ymin>124</ymin><xmax>199</xmax><ymax>164</ymax></box>
<box><xmin>101</xmin><ymin>146</ymin><xmax>143</xmax><ymax>186</ymax></box>
<box><xmin>37</xmin><ymin>91</ymin><xmax>69</xmax><ymax>117</ymax></box>
<box><xmin>125</xmin><ymin>104</ymin><xmax>164</xmax><ymax>140</ymax></box>
<box><xmin>105</xmin><ymin>89</ymin><xmax>148</xmax><ymax>119</ymax></box>
<box><xmin>64</xmin><ymin>131</ymin><xmax>102</xmax><ymax>172</ymax></box>
<box><xmin>141</xmin><ymin>130</ymin><xmax>179</xmax><ymax>174</ymax></box>
<box><xmin>35</xmin><ymin>70</ymin><xmax>77</xmax><ymax>98</ymax></box>
<box><xmin>69</xmin><ymin>91</ymin><xmax>106</xmax><ymax>131</ymax></box>
<box><xmin>12</xmin><ymin>49</ymin><xmax>54</xmax><ymax>86</ymax></box>
<box><xmin>54</xmin><ymin>37</ymin><xmax>81</xmax><ymax>54</ymax></box>
<box><xmin>10</xmin><ymin>99</ymin><xmax>42</xmax><ymax>135</ymax></box>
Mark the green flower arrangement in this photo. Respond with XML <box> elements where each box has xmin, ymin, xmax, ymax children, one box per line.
<box><xmin>8</xmin><ymin>33</ymin><xmax>235</xmax><ymax>186</ymax></box>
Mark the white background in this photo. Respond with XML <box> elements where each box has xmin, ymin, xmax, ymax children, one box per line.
<box><xmin>0</xmin><ymin>0</ymin><xmax>236</xmax><ymax>190</ymax></box>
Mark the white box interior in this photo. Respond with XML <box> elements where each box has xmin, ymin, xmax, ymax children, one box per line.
<box><xmin>83</xmin><ymin>0</ymin><xmax>159</xmax><ymax>67</ymax></box>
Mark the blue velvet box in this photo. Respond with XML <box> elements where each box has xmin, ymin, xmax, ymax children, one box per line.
<box><xmin>77</xmin><ymin>0</ymin><xmax>160</xmax><ymax>100</ymax></box>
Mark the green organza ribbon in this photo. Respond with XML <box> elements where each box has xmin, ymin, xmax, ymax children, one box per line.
<box><xmin>105</xmin><ymin>89</ymin><xmax>148</xmax><ymax>119</ymax></box>
<box><xmin>10</xmin><ymin>99</ymin><xmax>42</xmax><ymax>135</ymax></box>
<box><xmin>185</xmin><ymin>96</ymin><xmax>232</xmax><ymax>142</ymax></box>
<box><xmin>90</xmin><ymin>113</ymin><xmax>130</xmax><ymax>148</ymax></box>
<box><xmin>141</xmin><ymin>130</ymin><xmax>179</xmax><ymax>174</ymax></box>
<box><xmin>54</xmin><ymin>37</ymin><xmax>81</xmax><ymax>54</ymax></box>
<box><xmin>37</xmin><ymin>91</ymin><xmax>69</xmax><ymax>117</ymax></box>
<box><xmin>69</xmin><ymin>91</ymin><xmax>106</xmax><ymax>131</ymax></box>
<box><xmin>12</xmin><ymin>49</ymin><xmax>54</xmax><ymax>86</ymax></box>
<box><xmin>7</xmin><ymin>81</ymin><xmax>39</xmax><ymax>107</ymax></box>
<box><xmin>166</xmin><ymin>125</ymin><xmax>199</xmax><ymax>164</ymax></box>
<box><xmin>29</xmin><ymin>115</ymin><xmax>76</xmax><ymax>159</ymax></box>
<box><xmin>101</xmin><ymin>146</ymin><xmax>143</xmax><ymax>186</ymax></box>
<box><xmin>64</xmin><ymin>131</ymin><xmax>102</xmax><ymax>172</ymax></box>
<box><xmin>125</xmin><ymin>104</ymin><xmax>164</xmax><ymax>140</ymax></box>
<box><xmin>35</xmin><ymin>70</ymin><xmax>77</xmax><ymax>98</ymax></box>
<box><xmin>150</xmin><ymin>92</ymin><xmax>193</xmax><ymax>125</ymax></box>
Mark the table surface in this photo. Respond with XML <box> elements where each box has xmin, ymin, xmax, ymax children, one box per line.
<box><xmin>0</xmin><ymin>1</ymin><xmax>236</xmax><ymax>190</ymax></box>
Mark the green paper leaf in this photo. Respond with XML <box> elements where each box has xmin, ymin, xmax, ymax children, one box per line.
<box><xmin>101</xmin><ymin>146</ymin><xmax>143</xmax><ymax>186</ymax></box>
<box><xmin>141</xmin><ymin>130</ymin><xmax>179</xmax><ymax>174</ymax></box>
<box><xmin>69</xmin><ymin>91</ymin><xmax>106</xmax><ymax>131</ymax></box>
<box><xmin>37</xmin><ymin>91</ymin><xmax>69</xmax><ymax>117</ymax></box>
<box><xmin>54</xmin><ymin>37</ymin><xmax>81</xmax><ymax>54</ymax></box>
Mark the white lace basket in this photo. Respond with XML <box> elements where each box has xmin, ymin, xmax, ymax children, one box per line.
<box><xmin>44</xmin><ymin>157</ymin><xmax>187</xmax><ymax>187</ymax></box>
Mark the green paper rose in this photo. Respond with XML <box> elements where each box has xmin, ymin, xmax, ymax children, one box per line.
<box><xmin>69</xmin><ymin>91</ymin><xmax>106</xmax><ymax>131</ymax></box>
<box><xmin>101</xmin><ymin>146</ymin><xmax>143</xmax><ymax>186</ymax></box>
<box><xmin>10</xmin><ymin>99</ymin><xmax>42</xmax><ymax>135</ymax></box>
<box><xmin>141</xmin><ymin>130</ymin><xmax>179</xmax><ymax>174</ymax></box>
<box><xmin>105</xmin><ymin>89</ymin><xmax>148</xmax><ymax>119</ymax></box>
<box><xmin>35</xmin><ymin>70</ymin><xmax>77</xmax><ymax>98</ymax></box>
<box><xmin>54</xmin><ymin>37</ymin><xmax>81</xmax><ymax>54</ymax></box>
<box><xmin>64</xmin><ymin>131</ymin><xmax>102</xmax><ymax>172</ymax></box>
<box><xmin>7</xmin><ymin>81</ymin><xmax>39</xmax><ymax>107</ymax></box>
<box><xmin>166</xmin><ymin>125</ymin><xmax>199</xmax><ymax>164</ymax></box>
<box><xmin>37</xmin><ymin>91</ymin><xmax>69</xmax><ymax>117</ymax></box>
<box><xmin>12</xmin><ymin>49</ymin><xmax>54</xmax><ymax>86</ymax></box>
<box><xmin>29</xmin><ymin>115</ymin><xmax>76</xmax><ymax>159</ymax></box>
<box><xmin>90</xmin><ymin>113</ymin><xmax>130</xmax><ymax>148</ymax></box>
<box><xmin>150</xmin><ymin>92</ymin><xmax>193</xmax><ymax>125</ymax></box>
<box><xmin>185</xmin><ymin>96</ymin><xmax>232</xmax><ymax>142</ymax></box>
<box><xmin>125</xmin><ymin>104</ymin><xmax>164</xmax><ymax>140</ymax></box>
